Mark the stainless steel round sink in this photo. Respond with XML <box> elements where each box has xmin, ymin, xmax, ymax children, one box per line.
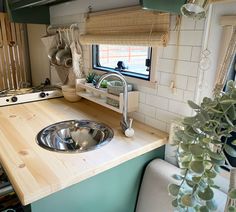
<box><xmin>36</xmin><ymin>120</ymin><xmax>114</xmax><ymax>153</ymax></box>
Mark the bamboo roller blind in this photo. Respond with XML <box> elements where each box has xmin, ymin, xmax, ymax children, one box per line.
<box><xmin>80</xmin><ymin>6</ymin><xmax>170</xmax><ymax>46</ymax></box>
<box><xmin>0</xmin><ymin>12</ymin><xmax>28</xmax><ymax>90</ymax></box>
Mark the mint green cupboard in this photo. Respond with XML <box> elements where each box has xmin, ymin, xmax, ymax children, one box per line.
<box><xmin>30</xmin><ymin>146</ymin><xmax>165</xmax><ymax>212</ymax></box>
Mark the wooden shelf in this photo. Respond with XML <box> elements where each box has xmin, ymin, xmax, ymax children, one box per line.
<box><xmin>76</xmin><ymin>82</ymin><xmax>139</xmax><ymax>113</ymax></box>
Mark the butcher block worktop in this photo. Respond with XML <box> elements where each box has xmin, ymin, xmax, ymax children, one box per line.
<box><xmin>0</xmin><ymin>98</ymin><xmax>168</xmax><ymax>205</ymax></box>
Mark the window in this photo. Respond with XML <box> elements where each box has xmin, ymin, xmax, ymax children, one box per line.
<box><xmin>92</xmin><ymin>44</ymin><xmax>152</xmax><ymax>80</ymax></box>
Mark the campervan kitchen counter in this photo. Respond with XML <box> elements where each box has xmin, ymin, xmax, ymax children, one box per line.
<box><xmin>0</xmin><ymin>98</ymin><xmax>168</xmax><ymax>205</ymax></box>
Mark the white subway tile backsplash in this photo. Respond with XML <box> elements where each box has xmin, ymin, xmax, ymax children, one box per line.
<box><xmin>146</xmin><ymin>94</ymin><xmax>169</xmax><ymax>110</ymax></box>
<box><xmin>175</xmin><ymin>61</ymin><xmax>199</xmax><ymax>77</ymax></box>
<box><xmin>175</xmin><ymin>75</ymin><xmax>188</xmax><ymax>90</ymax></box>
<box><xmin>180</xmin><ymin>17</ymin><xmax>196</xmax><ymax>30</ymax></box>
<box><xmin>145</xmin><ymin>116</ymin><xmax>167</xmax><ymax>132</ymax></box>
<box><xmin>139</xmin><ymin>92</ymin><xmax>146</xmax><ymax>103</ymax></box>
<box><xmin>130</xmin><ymin>112</ymin><xmax>145</xmax><ymax>123</ymax></box>
<box><xmin>160</xmin><ymin>73</ymin><xmax>188</xmax><ymax>90</ymax></box>
<box><xmin>137</xmin><ymin>85</ymin><xmax>157</xmax><ymax>95</ymax></box>
<box><xmin>156</xmin><ymin>108</ymin><xmax>181</xmax><ymax>124</ymax></box>
<box><xmin>191</xmin><ymin>47</ymin><xmax>201</xmax><ymax>62</ymax></box>
<box><xmin>179</xmin><ymin>31</ymin><xmax>203</xmax><ymax>46</ymax></box>
<box><xmin>162</xmin><ymin>45</ymin><xmax>192</xmax><ymax>61</ymax></box>
<box><xmin>162</xmin><ymin>46</ymin><xmax>176</xmax><ymax>59</ymax></box>
<box><xmin>178</xmin><ymin>46</ymin><xmax>192</xmax><ymax>61</ymax></box>
<box><xmin>157</xmin><ymin>85</ymin><xmax>184</xmax><ymax>101</ymax></box>
<box><xmin>169</xmin><ymin>100</ymin><xmax>192</xmax><ymax>116</ymax></box>
<box><xmin>195</xmin><ymin>18</ymin><xmax>206</xmax><ymax>30</ymax></box>
<box><xmin>168</xmin><ymin>31</ymin><xmax>177</xmax><ymax>45</ymax></box>
<box><xmin>138</xmin><ymin>103</ymin><xmax>156</xmax><ymax>118</ymax></box>
<box><xmin>187</xmin><ymin>77</ymin><xmax>197</xmax><ymax>91</ymax></box>
<box><xmin>170</xmin><ymin>15</ymin><xmax>177</xmax><ymax>31</ymax></box>
<box><xmin>157</xmin><ymin>59</ymin><xmax>175</xmax><ymax>73</ymax></box>
<box><xmin>160</xmin><ymin>72</ymin><xmax>172</xmax><ymax>86</ymax></box>
<box><xmin>183</xmin><ymin>91</ymin><xmax>195</xmax><ymax>102</ymax></box>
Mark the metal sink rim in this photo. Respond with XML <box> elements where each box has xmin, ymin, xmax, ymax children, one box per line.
<box><xmin>36</xmin><ymin>119</ymin><xmax>114</xmax><ymax>153</ymax></box>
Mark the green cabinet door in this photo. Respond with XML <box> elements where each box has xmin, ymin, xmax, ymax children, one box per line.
<box><xmin>140</xmin><ymin>0</ymin><xmax>186</xmax><ymax>14</ymax></box>
<box><xmin>31</xmin><ymin>146</ymin><xmax>165</xmax><ymax>212</ymax></box>
<box><xmin>5</xmin><ymin>0</ymin><xmax>50</xmax><ymax>24</ymax></box>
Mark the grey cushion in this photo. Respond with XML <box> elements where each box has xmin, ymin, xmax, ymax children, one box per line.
<box><xmin>136</xmin><ymin>159</ymin><xmax>228</xmax><ymax>212</ymax></box>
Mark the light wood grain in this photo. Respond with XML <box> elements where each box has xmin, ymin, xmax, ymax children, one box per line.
<box><xmin>0</xmin><ymin>98</ymin><xmax>168</xmax><ymax>205</ymax></box>
<box><xmin>0</xmin><ymin>13</ymin><xmax>28</xmax><ymax>90</ymax></box>
<box><xmin>220</xmin><ymin>15</ymin><xmax>236</xmax><ymax>26</ymax></box>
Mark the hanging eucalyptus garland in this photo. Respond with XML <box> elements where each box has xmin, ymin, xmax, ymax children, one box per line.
<box><xmin>168</xmin><ymin>81</ymin><xmax>236</xmax><ymax>212</ymax></box>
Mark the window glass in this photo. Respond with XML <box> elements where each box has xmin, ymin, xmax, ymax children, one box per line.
<box><xmin>93</xmin><ymin>45</ymin><xmax>152</xmax><ymax>80</ymax></box>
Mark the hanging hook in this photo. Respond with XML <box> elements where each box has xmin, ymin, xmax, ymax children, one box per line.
<box><xmin>66</xmin><ymin>29</ymin><xmax>71</xmax><ymax>45</ymax></box>
<box><xmin>47</xmin><ymin>25</ymin><xmax>53</xmax><ymax>35</ymax></box>
<box><xmin>57</xmin><ymin>28</ymin><xmax>63</xmax><ymax>46</ymax></box>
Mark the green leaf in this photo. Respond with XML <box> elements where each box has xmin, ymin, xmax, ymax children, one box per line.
<box><xmin>186</xmin><ymin>180</ymin><xmax>195</xmax><ymax>188</ymax></box>
<box><xmin>180</xmin><ymin>143</ymin><xmax>190</xmax><ymax>152</ymax></box>
<box><xmin>224</xmin><ymin>144</ymin><xmax>236</xmax><ymax>157</ymax></box>
<box><xmin>210</xmin><ymin>157</ymin><xmax>225</xmax><ymax>166</ymax></box>
<box><xmin>203</xmin><ymin>138</ymin><xmax>212</xmax><ymax>143</ymax></box>
<box><xmin>190</xmin><ymin>160</ymin><xmax>205</xmax><ymax>174</ymax></box>
<box><xmin>201</xmin><ymin>109</ymin><xmax>210</xmax><ymax>121</ymax></box>
<box><xmin>183</xmin><ymin>117</ymin><xmax>197</xmax><ymax>125</ymax></box>
<box><xmin>207</xmin><ymin>178</ymin><xmax>214</xmax><ymax>186</ymax></box>
<box><xmin>207</xmin><ymin>149</ymin><xmax>224</xmax><ymax>160</ymax></box>
<box><xmin>198</xmin><ymin>186</ymin><xmax>214</xmax><ymax>201</ymax></box>
<box><xmin>228</xmin><ymin>206</ymin><xmax>236</xmax><ymax>212</ymax></box>
<box><xmin>228</xmin><ymin>188</ymin><xmax>236</xmax><ymax>199</ymax></box>
<box><xmin>181</xmin><ymin>194</ymin><xmax>194</xmax><ymax>207</ymax></box>
<box><xmin>224</xmin><ymin>114</ymin><xmax>234</xmax><ymax>127</ymax></box>
<box><xmin>205</xmin><ymin>170</ymin><xmax>217</xmax><ymax>179</ymax></box>
<box><xmin>179</xmin><ymin>161</ymin><xmax>190</xmax><ymax>169</ymax></box>
<box><xmin>171</xmin><ymin>198</ymin><xmax>178</xmax><ymax>207</ymax></box>
<box><xmin>206</xmin><ymin>199</ymin><xmax>217</xmax><ymax>211</ymax></box>
<box><xmin>227</xmin><ymin>105</ymin><xmax>236</xmax><ymax>120</ymax></box>
<box><xmin>198</xmin><ymin>180</ymin><xmax>207</xmax><ymax>190</ymax></box>
<box><xmin>199</xmin><ymin>206</ymin><xmax>210</xmax><ymax>212</ymax></box>
<box><xmin>192</xmin><ymin>176</ymin><xmax>201</xmax><ymax>183</ymax></box>
<box><xmin>168</xmin><ymin>184</ymin><xmax>180</xmax><ymax>197</ymax></box>
<box><xmin>172</xmin><ymin>174</ymin><xmax>183</xmax><ymax>181</ymax></box>
<box><xmin>189</xmin><ymin>144</ymin><xmax>204</xmax><ymax>156</ymax></box>
<box><xmin>188</xmin><ymin>100</ymin><xmax>201</xmax><ymax>110</ymax></box>
<box><xmin>196</xmin><ymin>113</ymin><xmax>207</xmax><ymax>124</ymax></box>
<box><xmin>220</xmin><ymin>99</ymin><xmax>236</xmax><ymax>105</ymax></box>
<box><xmin>211</xmin><ymin>184</ymin><xmax>220</xmax><ymax>189</ymax></box>
<box><xmin>209</xmin><ymin>107</ymin><xmax>223</xmax><ymax>114</ymax></box>
<box><xmin>214</xmin><ymin>165</ymin><xmax>221</xmax><ymax>173</ymax></box>
<box><xmin>231</xmin><ymin>140</ymin><xmax>236</xmax><ymax>146</ymax></box>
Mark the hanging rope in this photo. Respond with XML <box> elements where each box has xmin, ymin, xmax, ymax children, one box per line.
<box><xmin>170</xmin><ymin>15</ymin><xmax>182</xmax><ymax>93</ymax></box>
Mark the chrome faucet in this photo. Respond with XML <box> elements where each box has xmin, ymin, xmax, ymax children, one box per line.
<box><xmin>96</xmin><ymin>72</ymin><xmax>134</xmax><ymax>137</ymax></box>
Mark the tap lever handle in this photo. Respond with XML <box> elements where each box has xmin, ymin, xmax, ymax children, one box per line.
<box><xmin>128</xmin><ymin>118</ymin><xmax>133</xmax><ymax>129</ymax></box>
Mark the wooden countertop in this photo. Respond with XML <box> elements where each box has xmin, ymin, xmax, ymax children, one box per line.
<box><xmin>0</xmin><ymin>98</ymin><xmax>168</xmax><ymax>205</ymax></box>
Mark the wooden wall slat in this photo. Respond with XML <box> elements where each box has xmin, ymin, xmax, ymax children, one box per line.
<box><xmin>10</xmin><ymin>23</ymin><xmax>20</xmax><ymax>87</ymax></box>
<box><xmin>5</xmin><ymin>17</ymin><xmax>17</xmax><ymax>89</ymax></box>
<box><xmin>0</xmin><ymin>12</ymin><xmax>28</xmax><ymax>90</ymax></box>
<box><xmin>17</xmin><ymin>24</ymin><xmax>26</xmax><ymax>82</ymax></box>
<box><xmin>0</xmin><ymin>14</ymin><xmax>12</xmax><ymax>89</ymax></box>
<box><xmin>0</xmin><ymin>17</ymin><xmax>6</xmax><ymax>90</ymax></box>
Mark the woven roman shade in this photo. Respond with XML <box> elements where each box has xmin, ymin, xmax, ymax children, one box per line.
<box><xmin>80</xmin><ymin>6</ymin><xmax>170</xmax><ymax>47</ymax></box>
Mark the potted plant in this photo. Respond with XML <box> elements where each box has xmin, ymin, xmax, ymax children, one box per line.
<box><xmin>85</xmin><ymin>71</ymin><xmax>96</xmax><ymax>93</ymax></box>
<box><xmin>85</xmin><ymin>71</ymin><xmax>96</xmax><ymax>84</ymax></box>
<box><xmin>168</xmin><ymin>81</ymin><xmax>236</xmax><ymax>211</ymax></box>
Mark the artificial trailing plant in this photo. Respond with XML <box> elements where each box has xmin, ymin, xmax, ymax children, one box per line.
<box><xmin>168</xmin><ymin>80</ymin><xmax>236</xmax><ymax>212</ymax></box>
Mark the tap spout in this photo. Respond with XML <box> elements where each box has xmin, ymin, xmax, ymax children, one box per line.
<box><xmin>96</xmin><ymin>72</ymin><xmax>133</xmax><ymax>137</ymax></box>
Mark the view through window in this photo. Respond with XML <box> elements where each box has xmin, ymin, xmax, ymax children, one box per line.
<box><xmin>93</xmin><ymin>44</ymin><xmax>151</xmax><ymax>80</ymax></box>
